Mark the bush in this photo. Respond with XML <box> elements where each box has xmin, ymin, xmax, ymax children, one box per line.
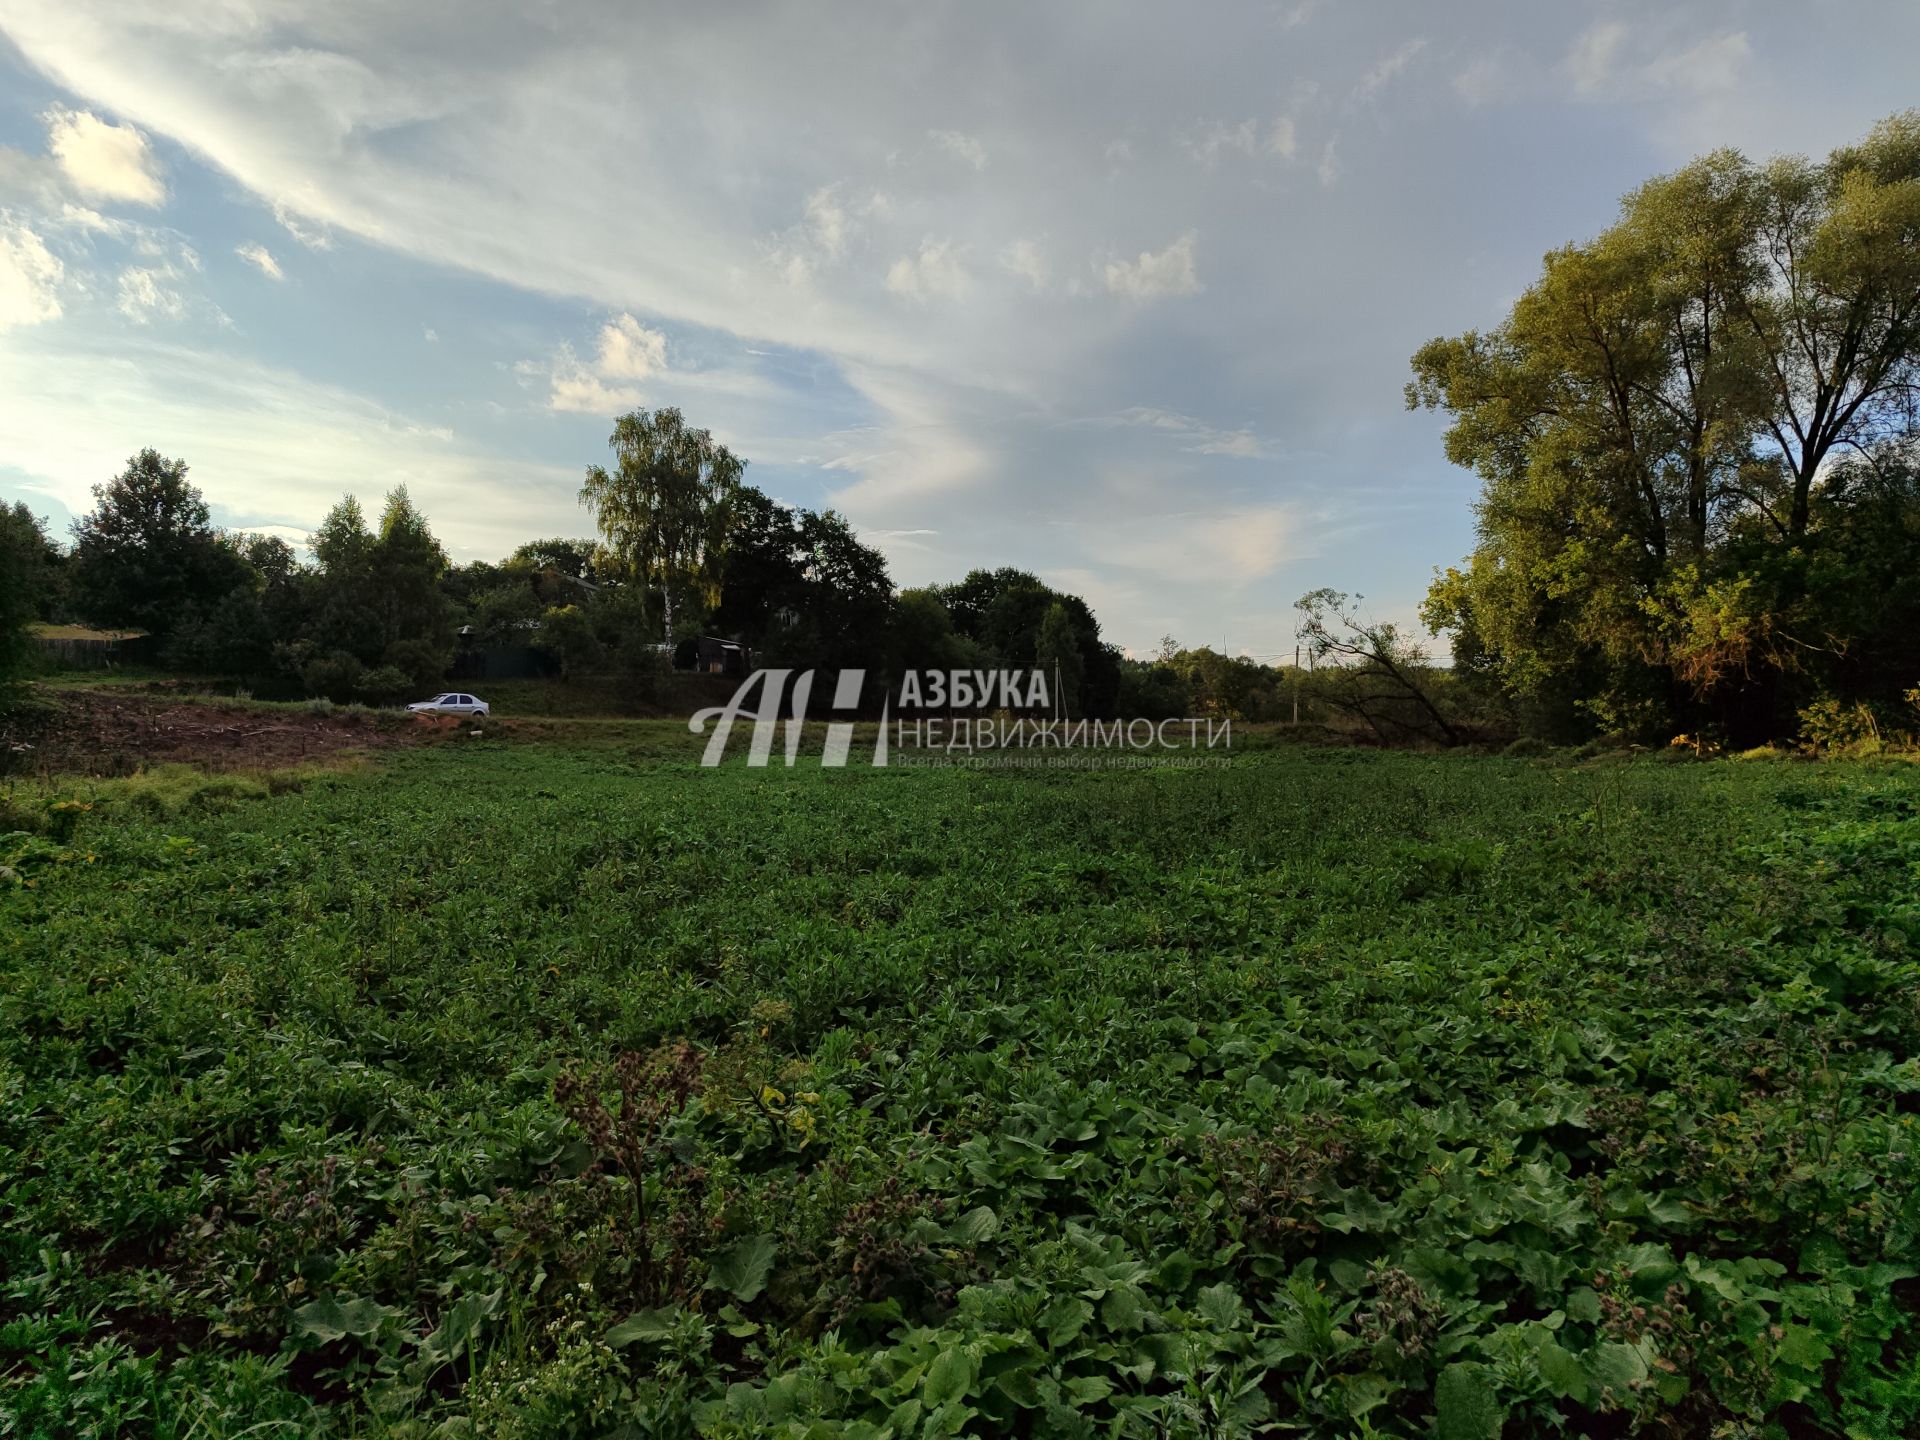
<box><xmin>384</xmin><ymin>636</ymin><xmax>452</xmax><ymax>695</ymax></box>
<box><xmin>1798</xmin><ymin>697</ymin><xmax>1882</xmax><ymax>752</ymax></box>
<box><xmin>357</xmin><ymin>665</ymin><xmax>414</xmax><ymax>706</ymax></box>
<box><xmin>615</xmin><ymin>640</ymin><xmax>675</xmax><ymax>708</ymax></box>
<box><xmin>301</xmin><ymin>650</ymin><xmax>365</xmax><ymax>703</ymax></box>
<box><xmin>161</xmin><ymin>589</ymin><xmax>275</xmax><ymax>678</ymax></box>
<box><xmin>541</xmin><ymin>605</ymin><xmax>605</xmax><ymax>680</ymax></box>
<box><xmin>0</xmin><ymin>503</ymin><xmax>54</xmax><ymax>710</ymax></box>
<box><xmin>1572</xmin><ymin>734</ymin><xmax>1631</xmax><ymax>760</ymax></box>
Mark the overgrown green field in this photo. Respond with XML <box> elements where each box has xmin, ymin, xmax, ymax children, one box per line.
<box><xmin>3</xmin><ymin>738</ymin><xmax>1918</xmax><ymax>1438</ymax></box>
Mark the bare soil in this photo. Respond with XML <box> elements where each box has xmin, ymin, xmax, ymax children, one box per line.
<box><xmin>0</xmin><ymin>685</ymin><xmax>472</xmax><ymax>776</ymax></box>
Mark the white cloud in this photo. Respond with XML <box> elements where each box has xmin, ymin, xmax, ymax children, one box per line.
<box><xmin>1000</xmin><ymin>238</ymin><xmax>1049</xmax><ymax>290</ymax></box>
<box><xmin>521</xmin><ymin>311</ymin><xmax>669</xmax><ymax>414</ymax></box>
<box><xmin>1452</xmin><ymin>55</ymin><xmax>1507</xmax><ymax>107</ymax></box>
<box><xmin>272</xmin><ymin>200</ymin><xmax>333</xmax><ymax>250</ymax></box>
<box><xmin>1566</xmin><ymin>23</ymin><xmax>1751</xmax><ymax>105</ymax></box>
<box><xmin>532</xmin><ymin>347</ymin><xmax>644</xmax><ymax>416</ymax></box>
<box><xmin>1183</xmin><ymin>119</ymin><xmax>1259</xmax><ymax>169</ymax></box>
<box><xmin>594</xmin><ymin>311</ymin><xmax>667</xmax><ymax>379</ymax></box>
<box><xmin>774</xmin><ymin>250</ymin><xmax>813</xmax><ymax>289</ymax></box>
<box><xmin>1566</xmin><ymin>22</ymin><xmax>1630</xmax><ymax>97</ymax></box>
<box><xmin>1182</xmin><ymin>115</ymin><xmax>1302</xmax><ymax>169</ymax></box>
<box><xmin>1077</xmin><ymin>503</ymin><xmax>1297</xmax><ymax>584</ymax></box>
<box><xmin>1316</xmin><ymin>136</ymin><xmax>1341</xmax><ymax>187</ymax></box>
<box><xmin>235</xmin><ymin>241</ymin><xmax>284</xmax><ymax>279</ymax></box>
<box><xmin>767</xmin><ymin>184</ymin><xmax>884</xmax><ymax>286</ymax></box>
<box><xmin>885</xmin><ymin>239</ymin><xmax>968</xmax><ymax>302</ymax></box>
<box><xmin>43</xmin><ymin>105</ymin><xmax>165</xmax><ymax>206</ymax></box>
<box><xmin>1104</xmin><ymin>232</ymin><xmax>1200</xmax><ymax>300</ymax></box>
<box><xmin>805</xmin><ymin>186</ymin><xmax>850</xmax><ymax>258</ymax></box>
<box><xmin>57</xmin><ymin>202</ymin><xmax>119</xmax><ymax>233</ymax></box>
<box><xmin>1108</xmin><ymin>407</ymin><xmax>1271</xmax><ymax>459</ymax></box>
<box><xmin>1203</xmin><ymin>507</ymin><xmax>1295</xmax><ymax>580</ymax></box>
<box><xmin>927</xmin><ymin>129</ymin><xmax>987</xmax><ymax>170</ymax></box>
<box><xmin>0</xmin><ymin>218</ymin><xmax>64</xmax><ymax>330</ymax></box>
<box><xmin>1644</xmin><ymin>32</ymin><xmax>1751</xmax><ymax>97</ymax></box>
<box><xmin>1353</xmin><ymin>39</ymin><xmax>1427</xmax><ymax>102</ymax></box>
<box><xmin>423</xmin><ymin>326</ymin><xmax>439</xmax><ymax>342</ymax></box>
<box><xmin>1195</xmin><ymin>430</ymin><xmax>1265</xmax><ymax>459</ymax></box>
<box><xmin>115</xmin><ymin>264</ymin><xmax>186</xmax><ymax>323</ymax></box>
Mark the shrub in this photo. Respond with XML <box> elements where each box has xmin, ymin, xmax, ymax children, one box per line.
<box><xmin>1798</xmin><ymin>697</ymin><xmax>1882</xmax><ymax>752</ymax></box>
<box><xmin>301</xmin><ymin>650</ymin><xmax>365</xmax><ymax>703</ymax></box>
<box><xmin>357</xmin><ymin>665</ymin><xmax>414</xmax><ymax>706</ymax></box>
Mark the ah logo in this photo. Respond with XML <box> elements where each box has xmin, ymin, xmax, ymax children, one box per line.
<box><xmin>689</xmin><ymin>669</ymin><xmax>887</xmax><ymax>767</ymax></box>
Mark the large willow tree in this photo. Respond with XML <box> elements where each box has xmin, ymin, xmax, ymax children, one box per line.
<box><xmin>580</xmin><ymin>407</ymin><xmax>744</xmax><ymax>644</ymax></box>
<box><xmin>1411</xmin><ymin>113</ymin><xmax>1920</xmax><ymax>741</ymax></box>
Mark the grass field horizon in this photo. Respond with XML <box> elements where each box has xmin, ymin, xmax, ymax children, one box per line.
<box><xmin>4</xmin><ymin>735</ymin><xmax>1917</xmax><ymax>1436</ymax></box>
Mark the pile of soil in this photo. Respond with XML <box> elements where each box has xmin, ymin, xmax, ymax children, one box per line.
<box><xmin>0</xmin><ymin>687</ymin><xmax>467</xmax><ymax>776</ymax></box>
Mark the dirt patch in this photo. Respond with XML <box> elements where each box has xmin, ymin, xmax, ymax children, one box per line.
<box><xmin>1</xmin><ymin>688</ymin><xmax>477</xmax><ymax>777</ymax></box>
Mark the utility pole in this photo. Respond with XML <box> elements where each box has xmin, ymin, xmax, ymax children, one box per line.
<box><xmin>1292</xmin><ymin>644</ymin><xmax>1299</xmax><ymax>726</ymax></box>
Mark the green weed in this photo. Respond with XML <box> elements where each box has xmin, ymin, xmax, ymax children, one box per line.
<box><xmin>2</xmin><ymin>740</ymin><xmax>1917</xmax><ymax>1435</ymax></box>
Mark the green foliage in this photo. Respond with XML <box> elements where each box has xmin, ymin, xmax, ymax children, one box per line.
<box><xmin>469</xmin><ymin>581</ymin><xmax>545</xmax><ymax>644</ymax></box>
<box><xmin>1296</xmin><ymin>589</ymin><xmax>1464</xmax><ymax>745</ymax></box>
<box><xmin>1161</xmin><ymin>645</ymin><xmax>1274</xmax><ymax>720</ymax></box>
<box><xmin>707</xmin><ymin>1234</ymin><xmax>778</xmax><ymax>1304</ymax></box>
<box><xmin>4</xmin><ymin>740</ymin><xmax>1918</xmax><ymax>1434</ymax></box>
<box><xmin>510</xmin><ymin>537</ymin><xmax>602</xmax><ymax>583</ymax></box>
<box><xmin>297</xmin><ymin>486</ymin><xmax>456</xmax><ymax>697</ymax></box>
<box><xmin>933</xmin><ymin>568</ymin><xmax>1120</xmax><ymax>715</ymax></box>
<box><xmin>711</xmin><ymin>489</ymin><xmax>896</xmax><ymax>675</ymax></box>
<box><xmin>0</xmin><ymin>502</ymin><xmax>57</xmax><ymax>705</ymax></box>
<box><xmin>1115</xmin><ymin>647</ymin><xmax>1192</xmax><ymax>722</ymax></box>
<box><xmin>1033</xmin><ymin>601</ymin><xmax>1085</xmax><ymax>715</ymax></box>
<box><xmin>29</xmin><ymin>444</ymin><xmax>1282</xmax><ymax>722</ymax></box>
<box><xmin>68</xmin><ymin>450</ymin><xmax>252</xmax><ymax>640</ymax></box>
<box><xmin>372</xmin><ymin>487</ymin><xmax>456</xmax><ymax>683</ymax></box>
<box><xmin>1799</xmin><ymin>697</ymin><xmax>1884</xmax><ymax>753</ymax></box>
<box><xmin>1412</xmin><ymin>112</ymin><xmax>1920</xmax><ymax>744</ymax></box>
<box><xmin>886</xmin><ymin>589</ymin><xmax>991</xmax><ymax>682</ymax></box>
<box><xmin>792</xmin><ymin>510</ymin><xmax>895</xmax><ymax>673</ymax></box>
<box><xmin>160</xmin><ymin>583</ymin><xmax>277</xmax><ymax>678</ymax></box>
<box><xmin>581</xmin><ymin>407</ymin><xmax>744</xmax><ymax>644</ymax></box>
<box><xmin>1117</xmin><ymin>636</ymin><xmax>1489</xmax><ymax>736</ymax></box>
<box><xmin>540</xmin><ymin>604</ymin><xmax>606</xmax><ymax>680</ymax></box>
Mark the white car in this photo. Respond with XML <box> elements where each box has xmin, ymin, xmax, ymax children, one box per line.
<box><xmin>407</xmin><ymin>691</ymin><xmax>491</xmax><ymax>718</ymax></box>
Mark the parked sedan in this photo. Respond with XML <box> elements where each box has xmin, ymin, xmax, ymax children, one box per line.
<box><xmin>407</xmin><ymin>691</ymin><xmax>491</xmax><ymax>718</ymax></box>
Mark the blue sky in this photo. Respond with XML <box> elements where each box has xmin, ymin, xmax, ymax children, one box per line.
<box><xmin>2</xmin><ymin>1</ymin><xmax>1917</xmax><ymax>657</ymax></box>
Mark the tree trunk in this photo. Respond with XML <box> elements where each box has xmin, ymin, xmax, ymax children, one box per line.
<box><xmin>1789</xmin><ymin>469</ymin><xmax>1813</xmax><ymax>539</ymax></box>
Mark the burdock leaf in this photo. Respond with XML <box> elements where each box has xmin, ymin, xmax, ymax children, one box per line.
<box><xmin>706</xmin><ymin>1233</ymin><xmax>777</xmax><ymax>1302</ymax></box>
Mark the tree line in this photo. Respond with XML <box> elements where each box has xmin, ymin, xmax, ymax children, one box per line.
<box><xmin>0</xmin><ymin>427</ymin><xmax>1331</xmax><ymax>723</ymax></box>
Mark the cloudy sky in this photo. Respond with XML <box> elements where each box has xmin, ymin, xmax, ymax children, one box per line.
<box><xmin>1</xmin><ymin>2</ymin><xmax>1915</xmax><ymax>656</ymax></box>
